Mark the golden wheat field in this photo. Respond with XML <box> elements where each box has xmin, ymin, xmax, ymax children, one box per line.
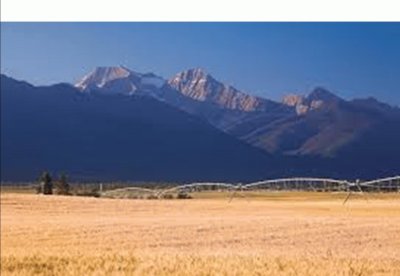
<box><xmin>1</xmin><ymin>192</ymin><xmax>400</xmax><ymax>275</ymax></box>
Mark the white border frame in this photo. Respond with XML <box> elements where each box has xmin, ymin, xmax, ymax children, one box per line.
<box><xmin>2</xmin><ymin>0</ymin><xmax>400</xmax><ymax>22</ymax></box>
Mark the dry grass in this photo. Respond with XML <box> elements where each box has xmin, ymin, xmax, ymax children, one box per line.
<box><xmin>1</xmin><ymin>192</ymin><xmax>400</xmax><ymax>275</ymax></box>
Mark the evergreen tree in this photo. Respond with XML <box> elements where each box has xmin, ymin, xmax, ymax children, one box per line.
<box><xmin>56</xmin><ymin>173</ymin><xmax>70</xmax><ymax>195</ymax></box>
<box><xmin>40</xmin><ymin>171</ymin><xmax>53</xmax><ymax>195</ymax></box>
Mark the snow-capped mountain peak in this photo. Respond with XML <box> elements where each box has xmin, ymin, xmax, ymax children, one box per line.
<box><xmin>75</xmin><ymin>66</ymin><xmax>132</xmax><ymax>90</ymax></box>
<box><xmin>75</xmin><ymin>66</ymin><xmax>165</xmax><ymax>95</ymax></box>
<box><xmin>75</xmin><ymin>66</ymin><xmax>283</xmax><ymax>113</ymax></box>
<box><xmin>167</xmin><ymin>68</ymin><xmax>279</xmax><ymax>112</ymax></box>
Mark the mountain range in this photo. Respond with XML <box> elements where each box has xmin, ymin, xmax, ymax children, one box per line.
<box><xmin>1</xmin><ymin>66</ymin><xmax>399</xmax><ymax>181</ymax></box>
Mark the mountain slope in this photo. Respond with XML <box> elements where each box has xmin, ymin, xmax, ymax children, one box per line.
<box><xmin>168</xmin><ymin>68</ymin><xmax>279</xmax><ymax>112</ymax></box>
<box><xmin>229</xmin><ymin>88</ymin><xmax>400</xmax><ymax>162</ymax></box>
<box><xmin>1</xmin><ymin>74</ymin><xmax>288</xmax><ymax>182</ymax></box>
<box><xmin>166</xmin><ymin>68</ymin><xmax>293</xmax><ymax>130</ymax></box>
<box><xmin>74</xmin><ymin>67</ymin><xmax>400</xmax><ymax>171</ymax></box>
<box><xmin>3</xmin><ymin>66</ymin><xmax>398</xmax><ymax>180</ymax></box>
<box><xmin>75</xmin><ymin>67</ymin><xmax>293</xmax><ymax>131</ymax></box>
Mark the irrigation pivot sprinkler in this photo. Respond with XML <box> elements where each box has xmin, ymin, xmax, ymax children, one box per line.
<box><xmin>97</xmin><ymin>176</ymin><xmax>398</xmax><ymax>201</ymax></box>
<box><xmin>343</xmin><ymin>179</ymin><xmax>368</xmax><ymax>205</ymax></box>
<box><xmin>228</xmin><ymin>183</ymin><xmax>249</xmax><ymax>203</ymax></box>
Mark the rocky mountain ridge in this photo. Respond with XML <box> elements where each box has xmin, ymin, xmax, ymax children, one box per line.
<box><xmin>2</xmin><ymin>66</ymin><xmax>399</xmax><ymax>180</ymax></box>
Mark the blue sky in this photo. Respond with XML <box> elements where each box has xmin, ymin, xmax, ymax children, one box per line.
<box><xmin>1</xmin><ymin>23</ymin><xmax>399</xmax><ymax>104</ymax></box>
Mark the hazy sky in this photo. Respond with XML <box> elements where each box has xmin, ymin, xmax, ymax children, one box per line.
<box><xmin>1</xmin><ymin>22</ymin><xmax>399</xmax><ymax>104</ymax></box>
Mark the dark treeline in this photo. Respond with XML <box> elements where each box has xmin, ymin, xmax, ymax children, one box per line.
<box><xmin>5</xmin><ymin>171</ymin><xmax>182</xmax><ymax>197</ymax></box>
